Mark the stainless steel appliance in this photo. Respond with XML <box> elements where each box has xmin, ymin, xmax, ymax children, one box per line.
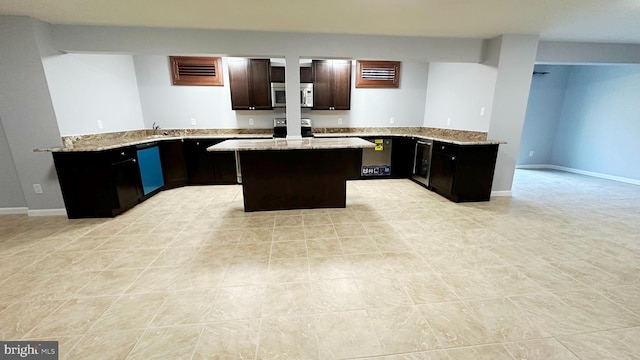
<box><xmin>273</xmin><ymin>118</ymin><xmax>314</xmax><ymax>138</ymax></box>
<box><xmin>273</xmin><ymin>118</ymin><xmax>287</xmax><ymax>138</ymax></box>
<box><xmin>361</xmin><ymin>138</ymin><xmax>392</xmax><ymax>177</ymax></box>
<box><xmin>301</xmin><ymin>118</ymin><xmax>313</xmax><ymax>137</ymax></box>
<box><xmin>271</xmin><ymin>83</ymin><xmax>313</xmax><ymax>108</ymax></box>
<box><xmin>412</xmin><ymin>139</ymin><xmax>433</xmax><ymax>186</ymax></box>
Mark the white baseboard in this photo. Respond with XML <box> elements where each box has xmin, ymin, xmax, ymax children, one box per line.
<box><xmin>27</xmin><ymin>208</ymin><xmax>67</xmax><ymax>217</ymax></box>
<box><xmin>0</xmin><ymin>207</ymin><xmax>28</xmax><ymax>215</ymax></box>
<box><xmin>517</xmin><ymin>164</ymin><xmax>640</xmax><ymax>186</ymax></box>
<box><xmin>491</xmin><ymin>190</ymin><xmax>512</xmax><ymax>197</ymax></box>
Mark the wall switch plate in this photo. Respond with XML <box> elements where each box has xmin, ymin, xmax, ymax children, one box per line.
<box><xmin>480</xmin><ymin>107</ymin><xmax>486</xmax><ymax>116</ymax></box>
<box><xmin>190</xmin><ymin>118</ymin><xmax>197</xmax><ymax>126</ymax></box>
<box><xmin>390</xmin><ymin>117</ymin><xmax>395</xmax><ymax>124</ymax></box>
<box><xmin>447</xmin><ymin>118</ymin><xmax>451</xmax><ymax>125</ymax></box>
<box><xmin>529</xmin><ymin>151</ymin><xmax>534</xmax><ymax>157</ymax></box>
<box><xmin>249</xmin><ymin>118</ymin><xmax>254</xmax><ymax>125</ymax></box>
<box><xmin>97</xmin><ymin>120</ymin><xmax>103</xmax><ymax>129</ymax></box>
<box><xmin>33</xmin><ymin>184</ymin><xmax>43</xmax><ymax>194</ymax></box>
<box><xmin>337</xmin><ymin>118</ymin><xmax>342</xmax><ymax>125</ymax></box>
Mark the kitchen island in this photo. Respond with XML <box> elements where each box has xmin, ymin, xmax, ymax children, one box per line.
<box><xmin>208</xmin><ymin>138</ymin><xmax>374</xmax><ymax>211</ymax></box>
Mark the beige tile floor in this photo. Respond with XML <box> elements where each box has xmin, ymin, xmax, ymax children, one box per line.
<box><xmin>1</xmin><ymin>168</ymin><xmax>639</xmax><ymax>359</ymax></box>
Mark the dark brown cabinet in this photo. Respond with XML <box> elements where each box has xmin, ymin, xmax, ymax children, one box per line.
<box><xmin>53</xmin><ymin>147</ymin><xmax>143</xmax><ymax>218</ymax></box>
<box><xmin>429</xmin><ymin>141</ymin><xmax>499</xmax><ymax>202</ymax></box>
<box><xmin>228</xmin><ymin>58</ymin><xmax>272</xmax><ymax>110</ymax></box>
<box><xmin>312</xmin><ymin>60</ymin><xmax>352</xmax><ymax>110</ymax></box>
<box><xmin>160</xmin><ymin>140</ymin><xmax>187</xmax><ymax>189</ymax></box>
<box><xmin>183</xmin><ymin>139</ymin><xmax>237</xmax><ymax>185</ymax></box>
<box><xmin>270</xmin><ymin>66</ymin><xmax>313</xmax><ymax>83</ymax></box>
<box><xmin>390</xmin><ymin>137</ymin><xmax>415</xmax><ymax>178</ymax></box>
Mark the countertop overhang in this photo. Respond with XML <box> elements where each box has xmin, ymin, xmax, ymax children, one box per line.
<box><xmin>207</xmin><ymin>137</ymin><xmax>376</xmax><ymax>151</ymax></box>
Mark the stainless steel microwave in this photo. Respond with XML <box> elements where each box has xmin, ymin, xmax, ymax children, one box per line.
<box><xmin>271</xmin><ymin>83</ymin><xmax>313</xmax><ymax>108</ymax></box>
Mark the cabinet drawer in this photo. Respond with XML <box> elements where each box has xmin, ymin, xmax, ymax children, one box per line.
<box><xmin>109</xmin><ymin>147</ymin><xmax>137</xmax><ymax>163</ymax></box>
<box><xmin>433</xmin><ymin>142</ymin><xmax>459</xmax><ymax>156</ymax></box>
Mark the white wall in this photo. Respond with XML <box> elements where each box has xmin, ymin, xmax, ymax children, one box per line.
<box><xmin>134</xmin><ymin>56</ymin><xmax>277</xmax><ymax>130</ymax></box>
<box><xmin>310</xmin><ymin>61</ymin><xmax>429</xmax><ymax>128</ymax></box>
<box><xmin>43</xmin><ymin>53</ymin><xmax>145</xmax><ymax>136</ymax></box>
<box><xmin>0</xmin><ymin>118</ymin><xmax>26</xmax><ymax>209</ymax></box>
<box><xmin>423</xmin><ymin>62</ymin><xmax>497</xmax><ymax>131</ymax></box>
<box><xmin>486</xmin><ymin>34</ymin><xmax>540</xmax><ymax>193</ymax></box>
<box><xmin>537</xmin><ymin>41</ymin><xmax>640</xmax><ymax>64</ymax></box>
<box><xmin>134</xmin><ymin>57</ymin><xmax>429</xmax><ymax>130</ymax></box>
<box><xmin>517</xmin><ymin>65</ymin><xmax>571</xmax><ymax>165</ymax></box>
<box><xmin>0</xmin><ymin>16</ymin><xmax>65</xmax><ymax>211</ymax></box>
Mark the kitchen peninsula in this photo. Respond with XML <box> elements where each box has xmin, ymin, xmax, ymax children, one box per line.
<box><xmin>208</xmin><ymin>137</ymin><xmax>374</xmax><ymax>211</ymax></box>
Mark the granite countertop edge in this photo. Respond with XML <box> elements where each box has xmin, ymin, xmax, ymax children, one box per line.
<box><xmin>35</xmin><ymin>132</ymin><xmax>505</xmax><ymax>152</ymax></box>
<box><xmin>207</xmin><ymin>137</ymin><xmax>376</xmax><ymax>151</ymax></box>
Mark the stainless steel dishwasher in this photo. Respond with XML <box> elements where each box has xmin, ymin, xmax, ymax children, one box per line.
<box><xmin>412</xmin><ymin>139</ymin><xmax>433</xmax><ymax>186</ymax></box>
<box><xmin>361</xmin><ymin>138</ymin><xmax>392</xmax><ymax>177</ymax></box>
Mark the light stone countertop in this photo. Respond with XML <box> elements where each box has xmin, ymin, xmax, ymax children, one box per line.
<box><xmin>35</xmin><ymin>129</ymin><xmax>504</xmax><ymax>153</ymax></box>
<box><xmin>207</xmin><ymin>137</ymin><xmax>376</xmax><ymax>151</ymax></box>
<box><xmin>312</xmin><ymin>133</ymin><xmax>504</xmax><ymax>145</ymax></box>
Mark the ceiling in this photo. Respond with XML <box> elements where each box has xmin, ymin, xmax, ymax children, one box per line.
<box><xmin>2</xmin><ymin>0</ymin><xmax>640</xmax><ymax>43</ymax></box>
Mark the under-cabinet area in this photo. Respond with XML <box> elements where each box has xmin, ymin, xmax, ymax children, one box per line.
<box><xmin>50</xmin><ymin>134</ymin><xmax>501</xmax><ymax>218</ymax></box>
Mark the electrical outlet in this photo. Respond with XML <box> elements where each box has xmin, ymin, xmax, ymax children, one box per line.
<box><xmin>480</xmin><ymin>107</ymin><xmax>486</xmax><ymax>116</ymax></box>
<box><xmin>97</xmin><ymin>120</ymin><xmax>103</xmax><ymax>129</ymax></box>
<box><xmin>337</xmin><ymin>118</ymin><xmax>342</xmax><ymax>125</ymax></box>
<box><xmin>249</xmin><ymin>118</ymin><xmax>254</xmax><ymax>125</ymax></box>
<box><xmin>529</xmin><ymin>151</ymin><xmax>534</xmax><ymax>157</ymax></box>
<box><xmin>447</xmin><ymin>118</ymin><xmax>451</xmax><ymax>125</ymax></box>
<box><xmin>33</xmin><ymin>184</ymin><xmax>43</xmax><ymax>194</ymax></box>
<box><xmin>190</xmin><ymin>118</ymin><xmax>197</xmax><ymax>126</ymax></box>
<box><xmin>390</xmin><ymin>117</ymin><xmax>395</xmax><ymax>124</ymax></box>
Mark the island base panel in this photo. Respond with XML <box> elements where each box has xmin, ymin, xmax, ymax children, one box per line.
<box><xmin>239</xmin><ymin>149</ymin><xmax>360</xmax><ymax>212</ymax></box>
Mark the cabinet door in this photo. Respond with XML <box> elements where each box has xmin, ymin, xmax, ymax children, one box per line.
<box><xmin>429</xmin><ymin>151</ymin><xmax>456</xmax><ymax>198</ymax></box>
<box><xmin>312</xmin><ymin>60</ymin><xmax>333</xmax><ymax>110</ymax></box>
<box><xmin>184</xmin><ymin>140</ymin><xmax>237</xmax><ymax>185</ymax></box>
<box><xmin>160</xmin><ymin>140</ymin><xmax>187</xmax><ymax>189</ymax></box>
<box><xmin>300</xmin><ymin>67</ymin><xmax>313</xmax><ymax>83</ymax></box>
<box><xmin>228</xmin><ymin>58</ymin><xmax>251</xmax><ymax>110</ymax></box>
<box><xmin>390</xmin><ymin>137</ymin><xmax>415</xmax><ymax>178</ymax></box>
<box><xmin>270</xmin><ymin>66</ymin><xmax>285</xmax><ymax>83</ymax></box>
<box><xmin>112</xmin><ymin>156</ymin><xmax>142</xmax><ymax>213</ymax></box>
<box><xmin>331</xmin><ymin>60</ymin><xmax>352</xmax><ymax>110</ymax></box>
<box><xmin>249</xmin><ymin>59</ymin><xmax>272</xmax><ymax>109</ymax></box>
<box><xmin>53</xmin><ymin>152</ymin><xmax>114</xmax><ymax>218</ymax></box>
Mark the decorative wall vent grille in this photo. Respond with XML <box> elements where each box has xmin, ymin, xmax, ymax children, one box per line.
<box><xmin>356</xmin><ymin>60</ymin><xmax>400</xmax><ymax>88</ymax></box>
<box><xmin>170</xmin><ymin>56</ymin><xmax>224</xmax><ymax>86</ymax></box>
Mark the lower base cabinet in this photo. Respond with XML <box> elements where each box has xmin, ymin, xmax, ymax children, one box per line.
<box><xmin>53</xmin><ymin>147</ymin><xmax>143</xmax><ymax>218</ymax></box>
<box><xmin>160</xmin><ymin>140</ymin><xmax>187</xmax><ymax>189</ymax></box>
<box><xmin>184</xmin><ymin>140</ymin><xmax>237</xmax><ymax>185</ymax></box>
<box><xmin>429</xmin><ymin>141</ymin><xmax>499</xmax><ymax>202</ymax></box>
<box><xmin>52</xmin><ymin>136</ymin><xmax>500</xmax><ymax>218</ymax></box>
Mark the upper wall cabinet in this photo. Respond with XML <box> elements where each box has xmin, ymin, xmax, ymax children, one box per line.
<box><xmin>228</xmin><ymin>58</ymin><xmax>272</xmax><ymax>110</ymax></box>
<box><xmin>170</xmin><ymin>56</ymin><xmax>224</xmax><ymax>86</ymax></box>
<box><xmin>312</xmin><ymin>60</ymin><xmax>352</xmax><ymax>110</ymax></box>
<box><xmin>270</xmin><ymin>66</ymin><xmax>313</xmax><ymax>83</ymax></box>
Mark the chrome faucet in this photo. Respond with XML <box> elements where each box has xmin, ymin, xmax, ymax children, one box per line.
<box><xmin>152</xmin><ymin>122</ymin><xmax>169</xmax><ymax>136</ymax></box>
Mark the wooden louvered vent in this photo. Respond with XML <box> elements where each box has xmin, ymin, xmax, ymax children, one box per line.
<box><xmin>356</xmin><ymin>60</ymin><xmax>401</xmax><ymax>88</ymax></box>
<box><xmin>170</xmin><ymin>56</ymin><xmax>224</xmax><ymax>86</ymax></box>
